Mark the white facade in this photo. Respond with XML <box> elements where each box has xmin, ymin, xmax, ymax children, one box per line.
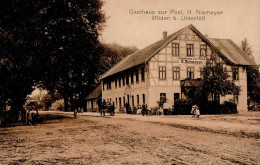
<box><xmin>102</xmin><ymin>26</ymin><xmax>249</xmax><ymax>113</ymax></box>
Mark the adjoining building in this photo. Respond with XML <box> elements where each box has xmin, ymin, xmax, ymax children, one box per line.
<box><xmin>86</xmin><ymin>84</ymin><xmax>102</xmax><ymax>112</ymax></box>
<box><xmin>100</xmin><ymin>24</ymin><xmax>256</xmax><ymax>113</ymax></box>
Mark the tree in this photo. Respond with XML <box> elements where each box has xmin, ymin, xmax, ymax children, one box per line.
<box><xmin>241</xmin><ymin>38</ymin><xmax>254</xmax><ymax>61</ymax></box>
<box><xmin>0</xmin><ymin>1</ymin><xmax>37</xmax><ymax>116</ymax></box>
<box><xmin>246</xmin><ymin>65</ymin><xmax>260</xmax><ymax>107</ymax></box>
<box><xmin>32</xmin><ymin>0</ymin><xmax>105</xmax><ymax>111</ymax></box>
<box><xmin>195</xmin><ymin>47</ymin><xmax>240</xmax><ymax>106</ymax></box>
<box><xmin>240</xmin><ymin>38</ymin><xmax>260</xmax><ymax>107</ymax></box>
<box><xmin>98</xmin><ymin>43</ymin><xmax>138</xmax><ymax>75</ymax></box>
<box><xmin>0</xmin><ymin>0</ymin><xmax>105</xmax><ymax>116</ymax></box>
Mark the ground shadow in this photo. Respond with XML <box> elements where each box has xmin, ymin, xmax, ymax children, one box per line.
<box><xmin>1</xmin><ymin>113</ymin><xmax>73</xmax><ymax>128</ymax></box>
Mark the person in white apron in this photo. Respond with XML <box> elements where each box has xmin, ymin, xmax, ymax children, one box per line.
<box><xmin>191</xmin><ymin>105</ymin><xmax>200</xmax><ymax>118</ymax></box>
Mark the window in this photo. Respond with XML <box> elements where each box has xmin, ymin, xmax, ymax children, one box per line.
<box><xmin>123</xmin><ymin>96</ymin><xmax>125</xmax><ymax>107</ymax></box>
<box><xmin>172</xmin><ymin>43</ymin><xmax>179</xmax><ymax>56</ymax></box>
<box><xmin>159</xmin><ymin>66</ymin><xmax>166</xmax><ymax>80</ymax></box>
<box><xmin>103</xmin><ymin>81</ymin><xmax>105</xmax><ymax>90</ymax></box>
<box><xmin>131</xmin><ymin>71</ymin><xmax>134</xmax><ymax>84</ymax></box>
<box><xmin>126</xmin><ymin>73</ymin><xmax>129</xmax><ymax>85</ymax></box>
<box><xmin>107</xmin><ymin>80</ymin><xmax>111</xmax><ymax>90</ymax></box>
<box><xmin>135</xmin><ymin>69</ymin><xmax>139</xmax><ymax>83</ymax></box>
<box><xmin>200</xmin><ymin>45</ymin><xmax>207</xmax><ymax>56</ymax></box>
<box><xmin>127</xmin><ymin>95</ymin><xmax>130</xmax><ymax>104</ymax></box>
<box><xmin>141</xmin><ymin>67</ymin><xmax>145</xmax><ymax>82</ymax></box>
<box><xmin>132</xmin><ymin>95</ymin><xmax>134</xmax><ymax>106</ymax></box>
<box><xmin>115</xmin><ymin>78</ymin><xmax>117</xmax><ymax>88</ymax></box>
<box><xmin>187</xmin><ymin>44</ymin><xmax>194</xmax><ymax>56</ymax></box>
<box><xmin>116</xmin><ymin>98</ymin><xmax>117</xmax><ymax>107</ymax></box>
<box><xmin>232</xmin><ymin>67</ymin><xmax>239</xmax><ymax>80</ymax></box>
<box><xmin>119</xmin><ymin>97</ymin><xmax>121</xmax><ymax>109</ymax></box>
<box><xmin>108</xmin><ymin>80</ymin><xmax>111</xmax><ymax>90</ymax></box>
<box><xmin>122</xmin><ymin>75</ymin><xmax>125</xmax><ymax>86</ymax></box>
<box><xmin>173</xmin><ymin>67</ymin><xmax>180</xmax><ymax>80</ymax></box>
<box><xmin>187</xmin><ymin>67</ymin><xmax>194</xmax><ymax>79</ymax></box>
<box><xmin>142</xmin><ymin>94</ymin><xmax>145</xmax><ymax>104</ymax></box>
<box><xmin>137</xmin><ymin>95</ymin><xmax>139</xmax><ymax>105</ymax></box>
<box><xmin>119</xmin><ymin>77</ymin><xmax>121</xmax><ymax>88</ymax></box>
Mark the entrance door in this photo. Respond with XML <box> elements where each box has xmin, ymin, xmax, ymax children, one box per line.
<box><xmin>174</xmin><ymin>93</ymin><xmax>180</xmax><ymax>104</ymax></box>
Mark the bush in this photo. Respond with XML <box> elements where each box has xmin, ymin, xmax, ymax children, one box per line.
<box><xmin>173</xmin><ymin>99</ymin><xmax>193</xmax><ymax>115</ymax></box>
<box><xmin>0</xmin><ymin>110</ymin><xmax>20</xmax><ymax>126</ymax></box>
<box><xmin>199</xmin><ymin>101</ymin><xmax>237</xmax><ymax>114</ymax></box>
<box><xmin>220</xmin><ymin>101</ymin><xmax>237</xmax><ymax>114</ymax></box>
<box><xmin>199</xmin><ymin>101</ymin><xmax>219</xmax><ymax>114</ymax></box>
<box><xmin>173</xmin><ymin>99</ymin><xmax>237</xmax><ymax>115</ymax></box>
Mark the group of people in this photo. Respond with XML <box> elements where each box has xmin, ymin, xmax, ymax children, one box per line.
<box><xmin>162</xmin><ymin>101</ymin><xmax>200</xmax><ymax>117</ymax></box>
<box><xmin>97</xmin><ymin>97</ymin><xmax>200</xmax><ymax>117</ymax></box>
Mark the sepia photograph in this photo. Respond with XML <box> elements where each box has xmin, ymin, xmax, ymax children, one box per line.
<box><xmin>0</xmin><ymin>0</ymin><xmax>260</xmax><ymax>164</ymax></box>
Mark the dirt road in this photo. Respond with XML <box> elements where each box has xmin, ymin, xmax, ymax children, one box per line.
<box><xmin>1</xmin><ymin>112</ymin><xmax>260</xmax><ymax>164</ymax></box>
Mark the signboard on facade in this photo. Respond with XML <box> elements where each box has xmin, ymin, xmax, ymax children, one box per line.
<box><xmin>179</xmin><ymin>57</ymin><xmax>205</xmax><ymax>65</ymax></box>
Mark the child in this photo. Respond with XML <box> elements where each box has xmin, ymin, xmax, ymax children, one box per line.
<box><xmin>74</xmin><ymin>109</ymin><xmax>78</xmax><ymax>118</ymax></box>
<box><xmin>191</xmin><ymin>105</ymin><xmax>200</xmax><ymax>118</ymax></box>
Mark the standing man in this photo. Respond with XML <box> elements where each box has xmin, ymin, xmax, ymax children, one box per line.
<box><xmin>163</xmin><ymin>101</ymin><xmax>171</xmax><ymax>115</ymax></box>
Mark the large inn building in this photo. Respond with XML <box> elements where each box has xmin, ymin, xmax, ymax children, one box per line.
<box><xmin>100</xmin><ymin>24</ymin><xmax>256</xmax><ymax>113</ymax></box>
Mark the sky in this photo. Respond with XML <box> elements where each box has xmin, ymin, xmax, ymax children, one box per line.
<box><xmin>100</xmin><ymin>0</ymin><xmax>260</xmax><ymax>64</ymax></box>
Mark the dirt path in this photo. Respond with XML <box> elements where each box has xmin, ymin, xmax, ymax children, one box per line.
<box><xmin>1</xmin><ymin>112</ymin><xmax>260</xmax><ymax>164</ymax></box>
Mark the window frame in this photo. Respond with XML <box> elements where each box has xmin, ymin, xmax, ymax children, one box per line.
<box><xmin>126</xmin><ymin>73</ymin><xmax>129</xmax><ymax>85</ymax></box>
<box><xmin>131</xmin><ymin>71</ymin><xmax>134</xmax><ymax>84</ymax></box>
<box><xmin>135</xmin><ymin>69</ymin><xmax>139</xmax><ymax>83</ymax></box>
<box><xmin>172</xmin><ymin>67</ymin><xmax>180</xmax><ymax>80</ymax></box>
<box><xmin>159</xmin><ymin>66</ymin><xmax>166</xmax><ymax>80</ymax></box>
<box><xmin>187</xmin><ymin>67</ymin><xmax>194</xmax><ymax>79</ymax></box>
<box><xmin>200</xmin><ymin>45</ymin><xmax>207</xmax><ymax>56</ymax></box>
<box><xmin>232</xmin><ymin>67</ymin><xmax>239</xmax><ymax>80</ymax></box>
<box><xmin>187</xmin><ymin>44</ymin><xmax>194</xmax><ymax>56</ymax></box>
<box><xmin>122</xmin><ymin>75</ymin><xmax>125</xmax><ymax>86</ymax></box>
<box><xmin>172</xmin><ymin>43</ymin><xmax>179</xmax><ymax>56</ymax></box>
<box><xmin>115</xmin><ymin>78</ymin><xmax>117</xmax><ymax>88</ymax></box>
<box><xmin>118</xmin><ymin>77</ymin><xmax>121</xmax><ymax>88</ymax></box>
<box><xmin>141</xmin><ymin>67</ymin><xmax>145</xmax><ymax>82</ymax></box>
<box><xmin>132</xmin><ymin>95</ymin><xmax>134</xmax><ymax>107</ymax></box>
<box><xmin>142</xmin><ymin>94</ymin><xmax>145</xmax><ymax>104</ymax></box>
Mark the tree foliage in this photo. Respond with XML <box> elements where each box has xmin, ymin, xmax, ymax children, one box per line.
<box><xmin>99</xmin><ymin>43</ymin><xmax>138</xmax><ymax>74</ymax></box>
<box><xmin>241</xmin><ymin>38</ymin><xmax>254</xmax><ymax>61</ymax></box>
<box><xmin>0</xmin><ymin>1</ymin><xmax>37</xmax><ymax>114</ymax></box>
<box><xmin>0</xmin><ymin>0</ymin><xmax>105</xmax><ymax>114</ymax></box>
<box><xmin>33</xmin><ymin>0</ymin><xmax>105</xmax><ymax>111</ymax></box>
<box><xmin>240</xmin><ymin>38</ymin><xmax>260</xmax><ymax>106</ymax></box>
<box><xmin>195</xmin><ymin>47</ymin><xmax>240</xmax><ymax>104</ymax></box>
<box><xmin>246</xmin><ymin>65</ymin><xmax>260</xmax><ymax>105</ymax></box>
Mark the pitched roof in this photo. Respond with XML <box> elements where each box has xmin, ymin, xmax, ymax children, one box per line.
<box><xmin>101</xmin><ymin>25</ymin><xmax>189</xmax><ymax>79</ymax></box>
<box><xmin>101</xmin><ymin>24</ymin><xmax>256</xmax><ymax>79</ymax></box>
<box><xmin>208</xmin><ymin>38</ymin><xmax>256</xmax><ymax>66</ymax></box>
<box><xmin>86</xmin><ymin>84</ymin><xmax>102</xmax><ymax>100</ymax></box>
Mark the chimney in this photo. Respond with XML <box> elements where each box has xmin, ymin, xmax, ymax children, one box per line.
<box><xmin>204</xmin><ymin>34</ymin><xmax>208</xmax><ymax>38</ymax></box>
<box><xmin>162</xmin><ymin>31</ymin><xmax>167</xmax><ymax>40</ymax></box>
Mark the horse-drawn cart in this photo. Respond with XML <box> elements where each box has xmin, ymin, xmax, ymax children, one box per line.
<box><xmin>100</xmin><ymin>104</ymin><xmax>115</xmax><ymax>116</ymax></box>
